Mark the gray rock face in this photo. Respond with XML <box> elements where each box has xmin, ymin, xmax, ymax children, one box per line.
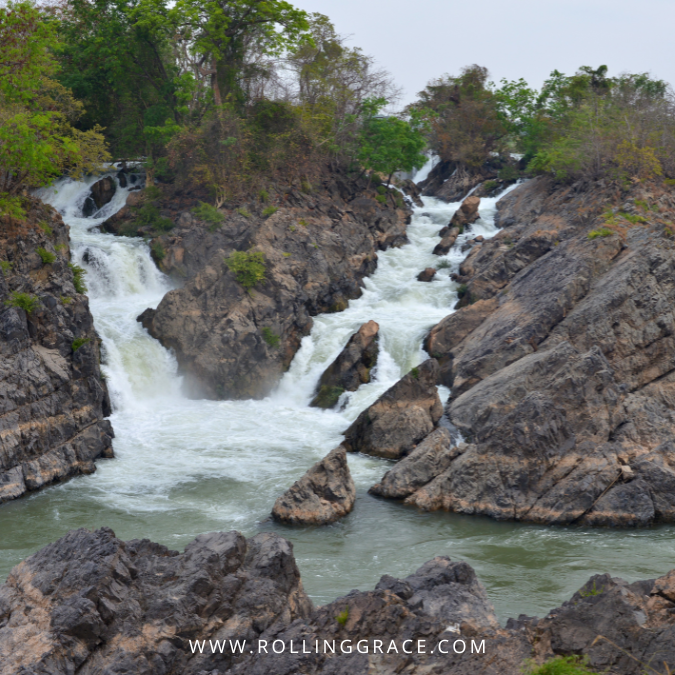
<box><xmin>343</xmin><ymin>359</ymin><xmax>443</xmax><ymax>460</ymax></box>
<box><xmin>5</xmin><ymin>527</ymin><xmax>675</xmax><ymax>675</ymax></box>
<box><xmin>132</xmin><ymin>174</ymin><xmax>410</xmax><ymax>401</ymax></box>
<box><xmin>271</xmin><ymin>446</ymin><xmax>356</xmax><ymax>525</ymax></box>
<box><xmin>399</xmin><ymin>176</ymin><xmax>675</xmax><ymax>526</ymax></box>
<box><xmin>0</xmin><ymin>198</ymin><xmax>113</xmax><ymax>506</ymax></box>
<box><xmin>310</xmin><ymin>321</ymin><xmax>379</xmax><ymax>409</ymax></box>
<box><xmin>89</xmin><ymin>176</ymin><xmax>117</xmax><ymax>209</ymax></box>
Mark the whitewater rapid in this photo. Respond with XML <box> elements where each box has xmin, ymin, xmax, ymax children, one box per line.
<box><xmin>2</xmin><ymin>173</ymin><xmax>674</xmax><ymax>622</ymax></box>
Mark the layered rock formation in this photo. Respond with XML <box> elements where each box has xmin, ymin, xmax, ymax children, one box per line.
<box><xmin>310</xmin><ymin>320</ymin><xmax>379</xmax><ymax>409</ymax></box>
<box><xmin>2</xmin><ymin>526</ymin><xmax>675</xmax><ymax>675</ymax></box>
<box><xmin>271</xmin><ymin>446</ymin><xmax>355</xmax><ymax>525</ymax></box>
<box><xmin>343</xmin><ymin>359</ymin><xmax>443</xmax><ymax>459</ymax></box>
<box><xmin>0</xmin><ymin>198</ymin><xmax>113</xmax><ymax>505</ymax></box>
<box><xmin>389</xmin><ymin>176</ymin><xmax>675</xmax><ymax>526</ymax></box>
<box><xmin>126</xmin><ymin>172</ymin><xmax>410</xmax><ymax>400</ymax></box>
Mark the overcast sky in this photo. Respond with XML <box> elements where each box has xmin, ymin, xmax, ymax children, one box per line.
<box><xmin>293</xmin><ymin>0</ymin><xmax>675</xmax><ymax>107</ymax></box>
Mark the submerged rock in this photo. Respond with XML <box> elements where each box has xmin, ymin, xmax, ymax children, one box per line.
<box><xmin>271</xmin><ymin>446</ymin><xmax>355</xmax><ymax>525</ymax></box>
<box><xmin>343</xmin><ymin>359</ymin><xmax>443</xmax><ymax>459</ymax></box>
<box><xmin>310</xmin><ymin>320</ymin><xmax>379</xmax><ymax>409</ymax></box>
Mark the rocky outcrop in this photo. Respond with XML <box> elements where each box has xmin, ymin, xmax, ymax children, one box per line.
<box><xmin>271</xmin><ymin>446</ymin><xmax>355</xmax><ymax>525</ymax></box>
<box><xmin>3</xmin><ymin>526</ymin><xmax>675</xmax><ymax>675</ymax></box>
<box><xmin>443</xmin><ymin>195</ymin><xmax>481</xmax><ymax>234</ymax></box>
<box><xmin>394</xmin><ymin>176</ymin><xmax>675</xmax><ymax>526</ymax></box>
<box><xmin>417</xmin><ymin>161</ymin><xmax>492</xmax><ymax>203</ymax></box>
<box><xmin>310</xmin><ymin>320</ymin><xmax>379</xmax><ymax>409</ymax></box>
<box><xmin>417</xmin><ymin>267</ymin><xmax>436</xmax><ymax>282</ymax></box>
<box><xmin>343</xmin><ymin>359</ymin><xmax>443</xmax><ymax>459</ymax></box>
<box><xmin>127</xmin><ymin>171</ymin><xmax>410</xmax><ymax>400</ymax></box>
<box><xmin>0</xmin><ymin>198</ymin><xmax>113</xmax><ymax>506</ymax></box>
<box><xmin>432</xmin><ymin>226</ymin><xmax>460</xmax><ymax>255</ymax></box>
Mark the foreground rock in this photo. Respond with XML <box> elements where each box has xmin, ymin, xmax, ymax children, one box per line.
<box><xmin>433</xmin><ymin>226</ymin><xmax>460</xmax><ymax>255</ymax></box>
<box><xmin>271</xmin><ymin>446</ymin><xmax>355</xmax><ymax>525</ymax></box>
<box><xmin>130</xmin><ymin>170</ymin><xmax>410</xmax><ymax>400</ymax></box>
<box><xmin>310</xmin><ymin>321</ymin><xmax>379</xmax><ymax>409</ymax></box>
<box><xmin>3</xmin><ymin>527</ymin><xmax>675</xmax><ymax>674</ymax></box>
<box><xmin>0</xmin><ymin>198</ymin><xmax>113</xmax><ymax>505</ymax></box>
<box><xmin>343</xmin><ymin>359</ymin><xmax>443</xmax><ymax>459</ymax></box>
<box><xmin>417</xmin><ymin>267</ymin><xmax>437</xmax><ymax>282</ymax></box>
<box><xmin>443</xmin><ymin>195</ymin><xmax>481</xmax><ymax>234</ymax></box>
<box><xmin>403</xmin><ymin>176</ymin><xmax>675</xmax><ymax>526</ymax></box>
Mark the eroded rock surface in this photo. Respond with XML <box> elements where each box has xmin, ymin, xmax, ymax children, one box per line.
<box><xmin>131</xmin><ymin>172</ymin><xmax>410</xmax><ymax>400</ymax></box>
<box><xmin>385</xmin><ymin>176</ymin><xmax>675</xmax><ymax>526</ymax></box>
<box><xmin>310</xmin><ymin>320</ymin><xmax>379</xmax><ymax>409</ymax></box>
<box><xmin>271</xmin><ymin>446</ymin><xmax>355</xmax><ymax>525</ymax></box>
<box><xmin>3</xmin><ymin>527</ymin><xmax>675</xmax><ymax>675</ymax></box>
<box><xmin>0</xmin><ymin>199</ymin><xmax>113</xmax><ymax>505</ymax></box>
<box><xmin>343</xmin><ymin>359</ymin><xmax>443</xmax><ymax>459</ymax></box>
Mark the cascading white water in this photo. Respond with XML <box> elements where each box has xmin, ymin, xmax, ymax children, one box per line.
<box><xmin>2</xmin><ymin>176</ymin><xmax>674</xmax><ymax>621</ymax></box>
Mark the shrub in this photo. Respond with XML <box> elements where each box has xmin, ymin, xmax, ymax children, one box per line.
<box><xmin>376</xmin><ymin>185</ymin><xmax>387</xmax><ymax>195</ymax></box>
<box><xmin>237</xmin><ymin>208</ymin><xmax>251</xmax><ymax>218</ymax></box>
<box><xmin>0</xmin><ymin>194</ymin><xmax>26</xmax><ymax>219</ymax></box>
<box><xmin>375</xmin><ymin>194</ymin><xmax>387</xmax><ymax>204</ymax></box>
<box><xmin>259</xmin><ymin>189</ymin><xmax>269</xmax><ymax>202</ymax></box>
<box><xmin>410</xmin><ymin>366</ymin><xmax>420</xmax><ymax>379</ymax></box>
<box><xmin>437</xmin><ymin>259</ymin><xmax>451</xmax><ymax>269</ymax></box>
<box><xmin>39</xmin><ymin>222</ymin><xmax>53</xmax><ymax>236</ymax></box>
<box><xmin>588</xmin><ymin>227</ymin><xmax>614</xmax><ymax>239</ymax></box>
<box><xmin>192</xmin><ymin>201</ymin><xmax>225</xmax><ymax>232</ymax></box>
<box><xmin>262</xmin><ymin>205</ymin><xmax>278</xmax><ymax>217</ymax></box>
<box><xmin>72</xmin><ymin>337</ymin><xmax>90</xmax><ymax>352</ymax></box>
<box><xmin>621</xmin><ymin>212</ymin><xmax>647</xmax><ymax>225</ymax></box>
<box><xmin>300</xmin><ymin>179</ymin><xmax>312</xmax><ymax>194</ymax></box>
<box><xmin>151</xmin><ymin>241</ymin><xmax>165</xmax><ymax>261</ymax></box>
<box><xmin>457</xmin><ymin>283</ymin><xmax>469</xmax><ymax>299</ymax></box>
<box><xmin>523</xmin><ymin>655</ymin><xmax>594</xmax><ymax>675</ymax></box>
<box><xmin>299</xmin><ymin>219</ymin><xmax>307</xmax><ymax>227</ymax></box>
<box><xmin>144</xmin><ymin>185</ymin><xmax>162</xmax><ymax>200</ymax></box>
<box><xmin>60</xmin><ymin>295</ymin><xmax>72</xmax><ymax>304</ymax></box>
<box><xmin>37</xmin><ymin>247</ymin><xmax>57</xmax><ymax>264</ymax></box>
<box><xmin>261</xmin><ymin>327</ymin><xmax>280</xmax><ymax>347</ymax></box>
<box><xmin>482</xmin><ymin>180</ymin><xmax>498</xmax><ymax>192</ymax></box>
<box><xmin>0</xmin><ymin>261</ymin><xmax>13</xmax><ymax>275</ymax></box>
<box><xmin>68</xmin><ymin>263</ymin><xmax>87</xmax><ymax>293</ymax></box>
<box><xmin>225</xmin><ymin>250</ymin><xmax>266</xmax><ymax>289</ymax></box>
<box><xmin>135</xmin><ymin>203</ymin><xmax>173</xmax><ymax>232</ymax></box>
<box><xmin>335</xmin><ymin>607</ymin><xmax>349</xmax><ymax>626</ymax></box>
<box><xmin>5</xmin><ymin>291</ymin><xmax>39</xmax><ymax>313</ymax></box>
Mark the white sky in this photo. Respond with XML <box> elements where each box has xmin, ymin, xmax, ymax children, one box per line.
<box><xmin>293</xmin><ymin>0</ymin><xmax>675</xmax><ymax>106</ymax></box>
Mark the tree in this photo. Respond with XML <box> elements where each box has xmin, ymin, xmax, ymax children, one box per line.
<box><xmin>356</xmin><ymin>98</ymin><xmax>427</xmax><ymax>187</ymax></box>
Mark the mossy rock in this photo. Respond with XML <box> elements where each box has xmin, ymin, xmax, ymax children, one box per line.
<box><xmin>311</xmin><ymin>385</ymin><xmax>345</xmax><ymax>409</ymax></box>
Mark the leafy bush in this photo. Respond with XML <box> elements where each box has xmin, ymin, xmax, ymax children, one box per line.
<box><xmin>410</xmin><ymin>366</ymin><xmax>420</xmax><ymax>379</ymax></box>
<box><xmin>151</xmin><ymin>241</ymin><xmax>165</xmax><ymax>261</ymax></box>
<box><xmin>68</xmin><ymin>263</ymin><xmax>87</xmax><ymax>293</ymax></box>
<box><xmin>457</xmin><ymin>283</ymin><xmax>469</xmax><ymax>298</ymax></box>
<box><xmin>259</xmin><ymin>189</ymin><xmax>269</xmax><ymax>203</ymax></box>
<box><xmin>237</xmin><ymin>208</ymin><xmax>251</xmax><ymax>218</ymax></box>
<box><xmin>621</xmin><ymin>212</ymin><xmax>647</xmax><ymax>225</ymax></box>
<box><xmin>437</xmin><ymin>259</ymin><xmax>451</xmax><ymax>269</ymax></box>
<box><xmin>144</xmin><ymin>185</ymin><xmax>162</xmax><ymax>200</ymax></box>
<box><xmin>376</xmin><ymin>185</ymin><xmax>387</xmax><ymax>195</ymax></box>
<box><xmin>375</xmin><ymin>194</ymin><xmax>386</xmax><ymax>204</ymax></box>
<box><xmin>262</xmin><ymin>205</ymin><xmax>278</xmax><ymax>217</ymax></box>
<box><xmin>0</xmin><ymin>261</ymin><xmax>13</xmax><ymax>275</ymax></box>
<box><xmin>135</xmin><ymin>203</ymin><xmax>174</xmax><ymax>232</ymax></box>
<box><xmin>192</xmin><ymin>201</ymin><xmax>225</xmax><ymax>232</ymax></box>
<box><xmin>588</xmin><ymin>227</ymin><xmax>614</xmax><ymax>239</ymax></box>
<box><xmin>5</xmin><ymin>291</ymin><xmax>39</xmax><ymax>313</ymax></box>
<box><xmin>523</xmin><ymin>655</ymin><xmax>594</xmax><ymax>675</ymax></box>
<box><xmin>72</xmin><ymin>337</ymin><xmax>90</xmax><ymax>352</ymax></box>
<box><xmin>37</xmin><ymin>247</ymin><xmax>56</xmax><ymax>264</ymax></box>
<box><xmin>335</xmin><ymin>607</ymin><xmax>349</xmax><ymax>626</ymax></box>
<box><xmin>0</xmin><ymin>194</ymin><xmax>26</xmax><ymax>219</ymax></box>
<box><xmin>225</xmin><ymin>250</ymin><xmax>266</xmax><ymax>289</ymax></box>
<box><xmin>261</xmin><ymin>327</ymin><xmax>280</xmax><ymax>347</ymax></box>
<box><xmin>39</xmin><ymin>222</ymin><xmax>53</xmax><ymax>236</ymax></box>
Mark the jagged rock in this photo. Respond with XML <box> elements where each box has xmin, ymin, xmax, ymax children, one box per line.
<box><xmin>131</xmin><ymin>172</ymin><xmax>411</xmax><ymax>400</ymax></box>
<box><xmin>418</xmin><ymin>161</ymin><xmax>493</xmax><ymax>203</ymax></box>
<box><xmin>0</xmin><ymin>527</ymin><xmax>313</xmax><ymax>675</ymax></box>
<box><xmin>343</xmin><ymin>359</ymin><xmax>443</xmax><ymax>459</ymax></box>
<box><xmin>90</xmin><ymin>176</ymin><xmax>117</xmax><ymax>209</ymax></box>
<box><xmin>432</xmin><ymin>227</ymin><xmax>460</xmax><ymax>255</ymax></box>
<box><xmin>271</xmin><ymin>446</ymin><xmax>355</xmax><ymax>525</ymax></box>
<box><xmin>369</xmin><ymin>428</ymin><xmax>460</xmax><ymax>499</ymax></box>
<box><xmin>310</xmin><ymin>321</ymin><xmax>379</xmax><ymax>409</ymax></box>
<box><xmin>443</xmin><ymin>195</ymin><xmax>480</xmax><ymax>235</ymax></box>
<box><xmin>0</xmin><ymin>198</ymin><xmax>113</xmax><ymax>506</ymax></box>
<box><xmin>416</xmin><ymin>268</ymin><xmax>437</xmax><ymax>282</ymax></box>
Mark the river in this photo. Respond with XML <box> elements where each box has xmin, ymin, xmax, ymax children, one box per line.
<box><xmin>1</xmin><ymin>172</ymin><xmax>674</xmax><ymax>621</ymax></box>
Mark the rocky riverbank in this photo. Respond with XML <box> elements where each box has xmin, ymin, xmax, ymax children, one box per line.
<box><xmin>1</xmin><ymin>526</ymin><xmax>673</xmax><ymax>675</ymax></box>
<box><xmin>0</xmin><ymin>198</ymin><xmax>113</xmax><ymax>505</ymax></box>
<box><xmin>104</xmin><ymin>170</ymin><xmax>414</xmax><ymax>400</ymax></box>
<box><xmin>368</xmin><ymin>176</ymin><xmax>675</xmax><ymax>527</ymax></box>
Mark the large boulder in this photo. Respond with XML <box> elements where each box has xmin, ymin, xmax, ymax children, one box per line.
<box><xmin>440</xmin><ymin>195</ymin><xmax>481</xmax><ymax>236</ymax></box>
<box><xmin>417</xmin><ymin>267</ymin><xmax>437</xmax><ymax>282</ymax></box>
<box><xmin>310</xmin><ymin>321</ymin><xmax>379</xmax><ymax>409</ymax></box>
<box><xmin>90</xmin><ymin>176</ymin><xmax>117</xmax><ymax>209</ymax></box>
<box><xmin>271</xmin><ymin>446</ymin><xmax>356</xmax><ymax>525</ymax></box>
<box><xmin>343</xmin><ymin>359</ymin><xmax>443</xmax><ymax>459</ymax></box>
<box><xmin>432</xmin><ymin>226</ymin><xmax>460</xmax><ymax>255</ymax></box>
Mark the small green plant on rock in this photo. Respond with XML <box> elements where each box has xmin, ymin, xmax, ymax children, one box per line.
<box><xmin>144</xmin><ymin>185</ymin><xmax>162</xmax><ymax>200</ymax></box>
<box><xmin>457</xmin><ymin>283</ymin><xmax>469</xmax><ymax>299</ymax></box>
<box><xmin>588</xmin><ymin>227</ymin><xmax>614</xmax><ymax>240</ymax></box>
<box><xmin>299</xmin><ymin>219</ymin><xmax>307</xmax><ymax>227</ymax></box>
<box><xmin>151</xmin><ymin>241</ymin><xmax>166</xmax><ymax>261</ymax></box>
<box><xmin>300</xmin><ymin>179</ymin><xmax>312</xmax><ymax>194</ymax></box>
<box><xmin>136</xmin><ymin>203</ymin><xmax>174</xmax><ymax>232</ymax></box>
<box><xmin>39</xmin><ymin>222</ymin><xmax>53</xmax><ymax>236</ymax></box>
<box><xmin>68</xmin><ymin>263</ymin><xmax>87</xmax><ymax>293</ymax></box>
<box><xmin>237</xmin><ymin>208</ymin><xmax>251</xmax><ymax>218</ymax></box>
<box><xmin>437</xmin><ymin>259</ymin><xmax>451</xmax><ymax>269</ymax></box>
<box><xmin>5</xmin><ymin>291</ymin><xmax>39</xmax><ymax>314</ymax></box>
<box><xmin>313</xmin><ymin>385</ymin><xmax>344</xmax><ymax>409</ymax></box>
<box><xmin>335</xmin><ymin>607</ymin><xmax>349</xmax><ymax>626</ymax></box>
<box><xmin>578</xmin><ymin>579</ymin><xmax>604</xmax><ymax>598</ymax></box>
<box><xmin>410</xmin><ymin>366</ymin><xmax>420</xmax><ymax>379</ymax></box>
<box><xmin>192</xmin><ymin>202</ymin><xmax>225</xmax><ymax>232</ymax></box>
<box><xmin>72</xmin><ymin>337</ymin><xmax>90</xmax><ymax>352</ymax></box>
<box><xmin>37</xmin><ymin>247</ymin><xmax>56</xmax><ymax>264</ymax></box>
<box><xmin>375</xmin><ymin>194</ymin><xmax>387</xmax><ymax>204</ymax></box>
<box><xmin>523</xmin><ymin>655</ymin><xmax>594</xmax><ymax>675</ymax></box>
<box><xmin>261</xmin><ymin>327</ymin><xmax>280</xmax><ymax>347</ymax></box>
<box><xmin>262</xmin><ymin>205</ymin><xmax>278</xmax><ymax>217</ymax></box>
<box><xmin>620</xmin><ymin>211</ymin><xmax>648</xmax><ymax>225</ymax></box>
<box><xmin>60</xmin><ymin>295</ymin><xmax>72</xmax><ymax>305</ymax></box>
<box><xmin>225</xmin><ymin>250</ymin><xmax>266</xmax><ymax>289</ymax></box>
<box><xmin>0</xmin><ymin>194</ymin><xmax>26</xmax><ymax>219</ymax></box>
<box><xmin>259</xmin><ymin>189</ymin><xmax>269</xmax><ymax>203</ymax></box>
<box><xmin>0</xmin><ymin>261</ymin><xmax>13</xmax><ymax>275</ymax></box>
